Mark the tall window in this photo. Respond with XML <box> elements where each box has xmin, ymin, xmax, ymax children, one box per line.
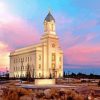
<box><xmin>19</xmin><ymin>58</ymin><xmax>20</xmax><ymax>62</ymax></box>
<box><xmin>26</xmin><ymin>57</ymin><xmax>27</xmax><ymax>62</ymax></box>
<box><xmin>16</xmin><ymin>66</ymin><xmax>17</xmax><ymax>71</ymax></box>
<box><xmin>52</xmin><ymin>53</ymin><xmax>55</xmax><ymax>61</ymax></box>
<box><xmin>16</xmin><ymin>59</ymin><xmax>17</xmax><ymax>63</ymax></box>
<box><xmin>59</xmin><ymin>65</ymin><xmax>61</xmax><ymax>69</ymax></box>
<box><xmin>39</xmin><ymin>55</ymin><xmax>41</xmax><ymax>60</ymax></box>
<box><xmin>59</xmin><ymin>57</ymin><xmax>61</xmax><ymax>61</ymax></box>
<box><xmin>30</xmin><ymin>57</ymin><xmax>32</xmax><ymax>61</ymax></box>
<box><xmin>59</xmin><ymin>73</ymin><xmax>61</xmax><ymax>77</ymax></box>
<box><xmin>39</xmin><ymin>64</ymin><xmax>41</xmax><ymax>69</ymax></box>
<box><xmin>14</xmin><ymin>59</ymin><xmax>15</xmax><ymax>63</ymax></box>
<box><xmin>28</xmin><ymin>57</ymin><xmax>29</xmax><ymax>62</ymax></box>
<box><xmin>52</xmin><ymin>63</ymin><xmax>55</xmax><ymax>69</ymax></box>
<box><xmin>39</xmin><ymin>73</ymin><xmax>41</xmax><ymax>78</ymax></box>
<box><xmin>23</xmin><ymin>58</ymin><xmax>24</xmax><ymax>62</ymax></box>
<box><xmin>22</xmin><ymin>66</ymin><xmax>24</xmax><ymax>70</ymax></box>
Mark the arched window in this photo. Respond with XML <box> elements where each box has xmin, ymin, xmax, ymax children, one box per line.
<box><xmin>52</xmin><ymin>63</ymin><xmax>55</xmax><ymax>69</ymax></box>
<box><xmin>59</xmin><ymin>65</ymin><xmax>61</xmax><ymax>69</ymax></box>
<box><xmin>52</xmin><ymin>53</ymin><xmax>55</xmax><ymax>61</ymax></box>
<box><xmin>59</xmin><ymin>57</ymin><xmax>61</xmax><ymax>61</ymax></box>
<box><xmin>59</xmin><ymin>73</ymin><xmax>61</xmax><ymax>77</ymax></box>
<box><xmin>39</xmin><ymin>73</ymin><xmax>41</xmax><ymax>78</ymax></box>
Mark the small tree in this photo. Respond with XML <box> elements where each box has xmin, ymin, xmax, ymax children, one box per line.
<box><xmin>26</xmin><ymin>64</ymin><xmax>31</xmax><ymax>81</ymax></box>
<box><xmin>49</xmin><ymin>73</ymin><xmax>52</xmax><ymax>79</ymax></box>
<box><xmin>63</xmin><ymin>71</ymin><xmax>66</xmax><ymax>78</ymax></box>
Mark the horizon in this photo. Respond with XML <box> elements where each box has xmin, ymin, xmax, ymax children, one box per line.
<box><xmin>0</xmin><ymin>0</ymin><xmax>100</xmax><ymax>74</ymax></box>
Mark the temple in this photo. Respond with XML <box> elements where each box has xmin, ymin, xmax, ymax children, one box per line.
<box><xmin>9</xmin><ymin>12</ymin><xmax>63</xmax><ymax>78</ymax></box>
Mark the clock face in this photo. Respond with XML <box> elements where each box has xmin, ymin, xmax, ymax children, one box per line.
<box><xmin>52</xmin><ymin>43</ymin><xmax>55</xmax><ymax>47</ymax></box>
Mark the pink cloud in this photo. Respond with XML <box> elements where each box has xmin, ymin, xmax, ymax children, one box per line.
<box><xmin>0</xmin><ymin>2</ymin><xmax>40</xmax><ymax>71</ymax></box>
<box><xmin>0</xmin><ymin>2</ymin><xmax>40</xmax><ymax>49</ymax></box>
<box><xmin>0</xmin><ymin>42</ymin><xmax>10</xmax><ymax>71</ymax></box>
<box><xmin>76</xmin><ymin>20</ymin><xmax>97</xmax><ymax>30</ymax></box>
<box><xmin>55</xmin><ymin>12</ymin><xmax>73</xmax><ymax>24</ymax></box>
<box><xmin>64</xmin><ymin>44</ymin><xmax>100</xmax><ymax>67</ymax></box>
<box><xmin>0</xmin><ymin>17</ymin><xmax>40</xmax><ymax>49</ymax></box>
<box><xmin>60</xmin><ymin>31</ymin><xmax>97</xmax><ymax>50</ymax></box>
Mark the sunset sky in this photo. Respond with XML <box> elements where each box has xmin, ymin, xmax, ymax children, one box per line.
<box><xmin>0</xmin><ymin>0</ymin><xmax>100</xmax><ymax>74</ymax></box>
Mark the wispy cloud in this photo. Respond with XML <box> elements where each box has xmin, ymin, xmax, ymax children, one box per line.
<box><xmin>64</xmin><ymin>44</ymin><xmax>100</xmax><ymax>67</ymax></box>
<box><xmin>0</xmin><ymin>42</ymin><xmax>10</xmax><ymax>71</ymax></box>
<box><xmin>0</xmin><ymin>1</ymin><xmax>40</xmax><ymax>49</ymax></box>
<box><xmin>0</xmin><ymin>1</ymin><xmax>40</xmax><ymax>70</ymax></box>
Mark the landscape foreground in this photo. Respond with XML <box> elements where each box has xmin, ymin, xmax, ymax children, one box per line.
<box><xmin>0</xmin><ymin>79</ymin><xmax>100</xmax><ymax>100</ymax></box>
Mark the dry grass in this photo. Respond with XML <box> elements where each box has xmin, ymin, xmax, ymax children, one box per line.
<box><xmin>1</xmin><ymin>86</ymin><xmax>92</xmax><ymax>100</ymax></box>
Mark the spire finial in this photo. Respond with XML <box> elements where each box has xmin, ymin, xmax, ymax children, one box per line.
<box><xmin>48</xmin><ymin>7</ymin><xmax>51</xmax><ymax>13</ymax></box>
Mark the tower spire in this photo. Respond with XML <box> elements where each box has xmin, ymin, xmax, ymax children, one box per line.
<box><xmin>48</xmin><ymin>7</ymin><xmax>51</xmax><ymax>13</ymax></box>
<box><xmin>44</xmin><ymin>11</ymin><xmax>56</xmax><ymax>35</ymax></box>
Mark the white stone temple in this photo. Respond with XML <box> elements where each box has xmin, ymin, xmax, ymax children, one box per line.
<box><xmin>9</xmin><ymin>11</ymin><xmax>63</xmax><ymax>78</ymax></box>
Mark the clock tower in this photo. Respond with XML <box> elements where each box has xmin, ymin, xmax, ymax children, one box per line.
<box><xmin>41</xmin><ymin>11</ymin><xmax>63</xmax><ymax>78</ymax></box>
<box><xmin>44</xmin><ymin>11</ymin><xmax>56</xmax><ymax>35</ymax></box>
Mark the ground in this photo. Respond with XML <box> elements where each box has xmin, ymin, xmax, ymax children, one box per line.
<box><xmin>0</xmin><ymin>78</ymin><xmax>100</xmax><ymax>100</ymax></box>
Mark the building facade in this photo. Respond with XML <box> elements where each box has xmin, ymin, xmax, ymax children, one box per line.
<box><xmin>10</xmin><ymin>12</ymin><xmax>63</xmax><ymax>78</ymax></box>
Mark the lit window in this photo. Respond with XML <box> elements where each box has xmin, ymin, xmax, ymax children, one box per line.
<box><xmin>59</xmin><ymin>73</ymin><xmax>61</xmax><ymax>77</ymax></box>
<box><xmin>23</xmin><ymin>66</ymin><xmax>24</xmax><ymax>70</ymax></box>
<box><xmin>28</xmin><ymin>57</ymin><xmax>29</xmax><ymax>62</ymax></box>
<box><xmin>59</xmin><ymin>65</ymin><xmax>61</xmax><ymax>69</ymax></box>
<box><xmin>14</xmin><ymin>59</ymin><xmax>15</xmax><ymax>63</ymax></box>
<box><xmin>22</xmin><ymin>74</ymin><xmax>24</xmax><ymax>77</ymax></box>
<box><xmin>39</xmin><ymin>73</ymin><xmax>41</xmax><ymax>77</ymax></box>
<box><xmin>52</xmin><ymin>63</ymin><xmax>55</xmax><ymax>69</ymax></box>
<box><xmin>30</xmin><ymin>57</ymin><xmax>32</xmax><ymax>61</ymax></box>
<box><xmin>39</xmin><ymin>64</ymin><xmax>41</xmax><ymax>69</ymax></box>
<box><xmin>39</xmin><ymin>55</ymin><xmax>41</xmax><ymax>60</ymax></box>
<box><xmin>59</xmin><ymin>57</ymin><xmax>61</xmax><ymax>61</ymax></box>
<box><xmin>52</xmin><ymin>53</ymin><xmax>55</xmax><ymax>61</ymax></box>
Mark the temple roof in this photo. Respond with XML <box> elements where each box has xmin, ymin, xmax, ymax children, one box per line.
<box><xmin>44</xmin><ymin>11</ymin><xmax>55</xmax><ymax>22</ymax></box>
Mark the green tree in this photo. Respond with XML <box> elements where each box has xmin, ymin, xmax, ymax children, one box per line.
<box><xmin>63</xmin><ymin>71</ymin><xmax>66</xmax><ymax>77</ymax></box>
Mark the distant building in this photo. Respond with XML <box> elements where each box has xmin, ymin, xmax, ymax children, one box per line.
<box><xmin>9</xmin><ymin>12</ymin><xmax>63</xmax><ymax>78</ymax></box>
